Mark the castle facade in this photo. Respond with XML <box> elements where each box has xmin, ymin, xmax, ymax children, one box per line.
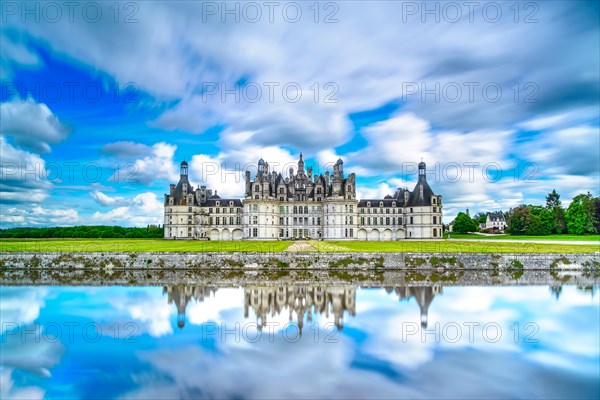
<box><xmin>163</xmin><ymin>154</ymin><xmax>442</xmax><ymax>240</ymax></box>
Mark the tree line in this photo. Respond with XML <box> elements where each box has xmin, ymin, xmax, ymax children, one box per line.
<box><xmin>0</xmin><ymin>225</ymin><xmax>164</xmax><ymax>239</ymax></box>
<box><xmin>451</xmin><ymin>190</ymin><xmax>600</xmax><ymax>235</ymax></box>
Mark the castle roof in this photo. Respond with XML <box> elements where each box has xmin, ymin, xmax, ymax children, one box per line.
<box><xmin>407</xmin><ymin>179</ymin><xmax>435</xmax><ymax>207</ymax></box>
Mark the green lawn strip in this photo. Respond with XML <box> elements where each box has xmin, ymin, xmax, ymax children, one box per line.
<box><xmin>310</xmin><ymin>240</ymin><xmax>599</xmax><ymax>253</ymax></box>
<box><xmin>444</xmin><ymin>233</ymin><xmax>600</xmax><ymax>241</ymax></box>
<box><xmin>0</xmin><ymin>239</ymin><xmax>598</xmax><ymax>253</ymax></box>
<box><xmin>0</xmin><ymin>239</ymin><xmax>292</xmax><ymax>253</ymax></box>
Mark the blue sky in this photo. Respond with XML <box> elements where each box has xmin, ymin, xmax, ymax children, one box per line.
<box><xmin>1</xmin><ymin>1</ymin><xmax>599</xmax><ymax>226</ymax></box>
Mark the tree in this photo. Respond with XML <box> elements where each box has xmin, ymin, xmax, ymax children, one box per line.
<box><xmin>545</xmin><ymin>190</ymin><xmax>566</xmax><ymax>233</ymax></box>
<box><xmin>545</xmin><ymin>189</ymin><xmax>561</xmax><ymax>209</ymax></box>
<box><xmin>527</xmin><ymin>206</ymin><xmax>553</xmax><ymax>235</ymax></box>
<box><xmin>452</xmin><ymin>212</ymin><xmax>478</xmax><ymax>233</ymax></box>
<box><xmin>507</xmin><ymin>205</ymin><xmax>531</xmax><ymax>235</ymax></box>
<box><xmin>473</xmin><ymin>212</ymin><xmax>488</xmax><ymax>224</ymax></box>
<box><xmin>566</xmin><ymin>193</ymin><xmax>596</xmax><ymax>234</ymax></box>
<box><xmin>595</xmin><ymin>198</ymin><xmax>600</xmax><ymax>233</ymax></box>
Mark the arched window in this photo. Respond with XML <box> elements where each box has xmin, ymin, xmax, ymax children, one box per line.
<box><xmin>304</xmin><ymin>206</ymin><xmax>308</xmax><ymax>214</ymax></box>
<box><xmin>293</xmin><ymin>206</ymin><xmax>297</xmax><ymax>213</ymax></box>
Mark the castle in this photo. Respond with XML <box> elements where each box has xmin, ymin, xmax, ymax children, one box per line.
<box><xmin>163</xmin><ymin>154</ymin><xmax>442</xmax><ymax>240</ymax></box>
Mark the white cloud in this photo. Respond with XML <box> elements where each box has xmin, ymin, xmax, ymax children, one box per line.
<box><xmin>90</xmin><ymin>191</ymin><xmax>128</xmax><ymax>207</ymax></box>
<box><xmin>109</xmin><ymin>290</ymin><xmax>174</xmax><ymax>337</ymax></box>
<box><xmin>1</xmin><ymin>206</ymin><xmax>79</xmax><ymax>227</ymax></box>
<box><xmin>0</xmin><ymin>136</ymin><xmax>52</xmax><ymax>204</ymax></box>
<box><xmin>107</xmin><ymin>142</ymin><xmax>179</xmax><ymax>186</ymax></box>
<box><xmin>91</xmin><ymin>191</ymin><xmax>163</xmax><ymax>226</ymax></box>
<box><xmin>0</xmin><ymin>98</ymin><xmax>70</xmax><ymax>153</ymax></box>
<box><xmin>0</xmin><ymin>368</ymin><xmax>44</xmax><ymax>400</ymax></box>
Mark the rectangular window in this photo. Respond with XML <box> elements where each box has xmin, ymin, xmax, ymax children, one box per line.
<box><xmin>253</xmin><ymin>228</ymin><xmax>258</xmax><ymax>237</ymax></box>
<box><xmin>433</xmin><ymin>216</ymin><xmax>437</xmax><ymax>224</ymax></box>
<box><xmin>216</xmin><ymin>217</ymin><xmax>220</xmax><ymax>225</ymax></box>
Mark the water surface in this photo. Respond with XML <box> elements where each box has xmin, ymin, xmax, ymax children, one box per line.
<box><xmin>1</xmin><ymin>284</ymin><xmax>598</xmax><ymax>399</ymax></box>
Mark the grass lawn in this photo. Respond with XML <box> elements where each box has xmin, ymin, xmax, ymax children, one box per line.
<box><xmin>0</xmin><ymin>238</ymin><xmax>598</xmax><ymax>254</ymax></box>
<box><xmin>309</xmin><ymin>240</ymin><xmax>600</xmax><ymax>254</ymax></box>
<box><xmin>443</xmin><ymin>233</ymin><xmax>600</xmax><ymax>241</ymax></box>
<box><xmin>0</xmin><ymin>239</ymin><xmax>292</xmax><ymax>253</ymax></box>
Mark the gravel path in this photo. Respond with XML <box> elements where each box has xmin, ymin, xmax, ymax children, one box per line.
<box><xmin>286</xmin><ymin>241</ymin><xmax>317</xmax><ymax>252</ymax></box>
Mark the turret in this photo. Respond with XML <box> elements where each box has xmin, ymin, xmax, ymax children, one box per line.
<box><xmin>180</xmin><ymin>161</ymin><xmax>188</xmax><ymax>178</ymax></box>
<box><xmin>258</xmin><ymin>158</ymin><xmax>265</xmax><ymax>177</ymax></box>
<box><xmin>418</xmin><ymin>160</ymin><xmax>426</xmax><ymax>182</ymax></box>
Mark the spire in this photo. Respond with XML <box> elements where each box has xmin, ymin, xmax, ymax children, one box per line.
<box><xmin>298</xmin><ymin>152</ymin><xmax>305</xmax><ymax>173</ymax></box>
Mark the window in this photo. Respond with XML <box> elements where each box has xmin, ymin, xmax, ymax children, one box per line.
<box><xmin>410</xmin><ymin>208</ymin><xmax>413</xmax><ymax>213</ymax></box>
<box><xmin>350</xmin><ymin>216</ymin><xmax>353</xmax><ymax>224</ymax></box>
<box><xmin>433</xmin><ymin>228</ymin><xmax>438</xmax><ymax>237</ymax></box>
<box><xmin>433</xmin><ymin>198</ymin><xmax>436</xmax><ymax>204</ymax></box>
<box><xmin>433</xmin><ymin>216</ymin><xmax>437</xmax><ymax>224</ymax></box>
<box><xmin>361</xmin><ymin>217</ymin><xmax>365</xmax><ymax>225</ymax></box>
<box><xmin>293</xmin><ymin>206</ymin><xmax>297</xmax><ymax>213</ymax></box>
<box><xmin>410</xmin><ymin>217</ymin><xmax>413</xmax><ymax>224</ymax></box>
<box><xmin>373</xmin><ymin>209</ymin><xmax>377</xmax><ymax>214</ymax></box>
<box><xmin>216</xmin><ymin>201</ymin><xmax>220</xmax><ymax>206</ymax></box>
<box><xmin>399</xmin><ymin>217</ymin><xmax>403</xmax><ymax>225</ymax></box>
<box><xmin>386</xmin><ymin>208</ymin><xmax>390</xmax><ymax>214</ymax></box>
<box><xmin>317</xmin><ymin>187</ymin><xmax>322</xmax><ymax>194</ymax></box>
<box><xmin>349</xmin><ymin>228</ymin><xmax>353</xmax><ymax>237</ymax></box>
<box><xmin>386</xmin><ymin>217</ymin><xmax>390</xmax><ymax>225</ymax></box>
<box><xmin>433</xmin><ymin>207</ymin><xmax>437</xmax><ymax>212</ymax></box>
<box><xmin>252</xmin><ymin>204</ymin><xmax>258</xmax><ymax>212</ymax></box>
<box><xmin>279</xmin><ymin>187</ymin><xmax>284</xmax><ymax>194</ymax></box>
<box><xmin>254</xmin><ymin>195</ymin><xmax>259</xmax><ymax>199</ymax></box>
<box><xmin>222</xmin><ymin>208</ymin><xmax>226</xmax><ymax>214</ymax></box>
<box><xmin>252</xmin><ymin>228</ymin><xmax>258</xmax><ymax>237</ymax></box>
<box><xmin>210</xmin><ymin>217</ymin><xmax>213</xmax><ymax>224</ymax></box>
<box><xmin>230</xmin><ymin>217</ymin><xmax>234</xmax><ymax>225</ymax></box>
<box><xmin>304</xmin><ymin>206</ymin><xmax>308</xmax><ymax>214</ymax></box>
<box><xmin>350</xmin><ymin>205</ymin><xmax>354</xmax><ymax>212</ymax></box>
<box><xmin>255</xmin><ymin>185</ymin><xmax>259</xmax><ymax>192</ymax></box>
<box><xmin>280</xmin><ymin>206</ymin><xmax>284</xmax><ymax>214</ymax></box>
<box><xmin>216</xmin><ymin>217</ymin><xmax>220</xmax><ymax>225</ymax></box>
<box><xmin>216</xmin><ymin>208</ymin><xmax>220</xmax><ymax>214</ymax></box>
<box><xmin>367</xmin><ymin>202</ymin><xmax>371</xmax><ymax>207</ymax></box>
<box><xmin>230</xmin><ymin>208</ymin><xmax>234</xmax><ymax>213</ymax></box>
<box><xmin>188</xmin><ymin>207</ymin><xmax>192</xmax><ymax>212</ymax></box>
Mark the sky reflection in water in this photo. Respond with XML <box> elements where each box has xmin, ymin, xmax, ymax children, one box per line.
<box><xmin>1</xmin><ymin>285</ymin><xmax>598</xmax><ymax>399</ymax></box>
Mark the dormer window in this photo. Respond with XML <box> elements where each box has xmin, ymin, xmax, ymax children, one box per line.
<box><xmin>216</xmin><ymin>201</ymin><xmax>220</xmax><ymax>206</ymax></box>
<box><xmin>367</xmin><ymin>202</ymin><xmax>371</xmax><ymax>207</ymax></box>
<box><xmin>392</xmin><ymin>202</ymin><xmax>396</xmax><ymax>207</ymax></box>
<box><xmin>229</xmin><ymin>201</ymin><xmax>233</xmax><ymax>206</ymax></box>
<box><xmin>379</xmin><ymin>202</ymin><xmax>383</xmax><ymax>207</ymax></box>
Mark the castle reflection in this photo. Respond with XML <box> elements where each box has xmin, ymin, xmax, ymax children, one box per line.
<box><xmin>163</xmin><ymin>285</ymin><xmax>443</xmax><ymax>331</ymax></box>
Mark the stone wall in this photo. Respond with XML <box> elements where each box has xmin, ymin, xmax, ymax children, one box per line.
<box><xmin>1</xmin><ymin>252</ymin><xmax>598</xmax><ymax>287</ymax></box>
